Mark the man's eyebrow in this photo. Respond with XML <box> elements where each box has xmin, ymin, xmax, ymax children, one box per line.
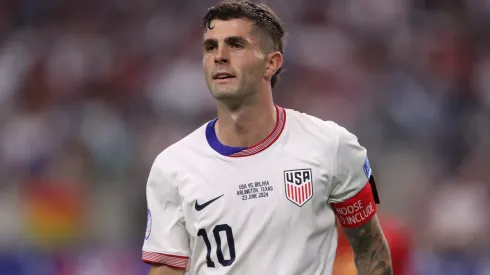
<box><xmin>203</xmin><ymin>36</ymin><xmax>251</xmax><ymax>50</ymax></box>
<box><xmin>203</xmin><ymin>38</ymin><xmax>218</xmax><ymax>47</ymax></box>
<box><xmin>224</xmin><ymin>36</ymin><xmax>248</xmax><ymax>45</ymax></box>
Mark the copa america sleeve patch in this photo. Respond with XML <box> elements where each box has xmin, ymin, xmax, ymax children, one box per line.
<box><xmin>145</xmin><ymin>209</ymin><xmax>152</xmax><ymax>240</ymax></box>
<box><xmin>331</xmin><ymin>183</ymin><xmax>377</xmax><ymax>228</ymax></box>
<box><xmin>363</xmin><ymin>158</ymin><xmax>372</xmax><ymax>179</ymax></box>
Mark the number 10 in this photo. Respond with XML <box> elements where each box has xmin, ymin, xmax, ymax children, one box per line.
<box><xmin>197</xmin><ymin>224</ymin><xmax>236</xmax><ymax>267</ymax></box>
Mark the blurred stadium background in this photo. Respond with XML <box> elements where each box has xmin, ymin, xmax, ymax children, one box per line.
<box><xmin>0</xmin><ymin>0</ymin><xmax>490</xmax><ymax>274</ymax></box>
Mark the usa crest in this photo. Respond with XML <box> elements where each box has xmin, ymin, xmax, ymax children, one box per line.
<box><xmin>284</xmin><ymin>169</ymin><xmax>313</xmax><ymax>207</ymax></box>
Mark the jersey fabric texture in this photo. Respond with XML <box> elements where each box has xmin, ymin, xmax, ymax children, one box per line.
<box><xmin>142</xmin><ymin>106</ymin><xmax>373</xmax><ymax>275</ymax></box>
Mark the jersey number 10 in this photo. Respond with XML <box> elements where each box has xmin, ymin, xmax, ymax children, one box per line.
<box><xmin>197</xmin><ymin>224</ymin><xmax>236</xmax><ymax>267</ymax></box>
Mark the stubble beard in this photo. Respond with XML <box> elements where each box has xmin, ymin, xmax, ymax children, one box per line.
<box><xmin>212</xmin><ymin>82</ymin><xmax>259</xmax><ymax>111</ymax></box>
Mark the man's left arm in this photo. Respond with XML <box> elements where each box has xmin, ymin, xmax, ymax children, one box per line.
<box><xmin>343</xmin><ymin>215</ymin><xmax>393</xmax><ymax>275</ymax></box>
<box><xmin>328</xmin><ymin>123</ymin><xmax>393</xmax><ymax>275</ymax></box>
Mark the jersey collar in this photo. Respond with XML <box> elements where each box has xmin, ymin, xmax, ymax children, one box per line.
<box><xmin>206</xmin><ymin>105</ymin><xmax>286</xmax><ymax>157</ymax></box>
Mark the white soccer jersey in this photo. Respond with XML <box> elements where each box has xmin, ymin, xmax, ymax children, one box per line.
<box><xmin>142</xmin><ymin>106</ymin><xmax>377</xmax><ymax>275</ymax></box>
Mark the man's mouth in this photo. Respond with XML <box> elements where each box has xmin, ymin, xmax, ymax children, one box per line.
<box><xmin>213</xmin><ymin>73</ymin><xmax>236</xmax><ymax>80</ymax></box>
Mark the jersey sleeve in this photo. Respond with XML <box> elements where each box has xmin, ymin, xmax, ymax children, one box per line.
<box><xmin>328</xmin><ymin>126</ymin><xmax>379</xmax><ymax>228</ymax></box>
<box><xmin>142</xmin><ymin>154</ymin><xmax>190</xmax><ymax>270</ymax></box>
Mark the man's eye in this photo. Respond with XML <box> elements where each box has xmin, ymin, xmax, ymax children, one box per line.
<box><xmin>231</xmin><ymin>43</ymin><xmax>243</xmax><ymax>49</ymax></box>
<box><xmin>205</xmin><ymin>45</ymin><xmax>216</xmax><ymax>51</ymax></box>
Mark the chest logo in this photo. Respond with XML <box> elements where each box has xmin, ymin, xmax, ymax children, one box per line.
<box><xmin>284</xmin><ymin>169</ymin><xmax>313</xmax><ymax>207</ymax></box>
<box><xmin>195</xmin><ymin>194</ymin><xmax>224</xmax><ymax>211</ymax></box>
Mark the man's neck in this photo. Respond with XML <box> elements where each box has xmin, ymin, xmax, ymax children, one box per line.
<box><xmin>215</xmin><ymin>95</ymin><xmax>276</xmax><ymax>148</ymax></box>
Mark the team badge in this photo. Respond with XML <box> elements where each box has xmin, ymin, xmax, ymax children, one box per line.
<box><xmin>145</xmin><ymin>209</ymin><xmax>152</xmax><ymax>240</ymax></box>
<box><xmin>284</xmin><ymin>169</ymin><xmax>313</xmax><ymax>207</ymax></box>
<box><xmin>363</xmin><ymin>158</ymin><xmax>372</xmax><ymax>179</ymax></box>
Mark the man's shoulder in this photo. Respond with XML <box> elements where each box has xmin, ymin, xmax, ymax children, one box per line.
<box><xmin>154</xmin><ymin>122</ymin><xmax>209</xmax><ymax>164</ymax></box>
<box><xmin>285</xmin><ymin>108</ymin><xmax>345</xmax><ymax>138</ymax></box>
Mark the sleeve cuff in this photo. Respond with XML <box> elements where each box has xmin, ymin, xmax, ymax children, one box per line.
<box><xmin>142</xmin><ymin>251</ymin><xmax>189</xmax><ymax>270</ymax></box>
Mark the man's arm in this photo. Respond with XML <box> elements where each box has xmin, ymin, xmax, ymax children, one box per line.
<box><xmin>143</xmin><ymin>155</ymin><xmax>190</xmax><ymax>273</ymax></box>
<box><xmin>343</xmin><ymin>215</ymin><xmax>393</xmax><ymax>275</ymax></box>
<box><xmin>149</xmin><ymin>264</ymin><xmax>185</xmax><ymax>275</ymax></box>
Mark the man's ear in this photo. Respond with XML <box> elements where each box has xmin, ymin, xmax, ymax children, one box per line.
<box><xmin>264</xmin><ymin>51</ymin><xmax>283</xmax><ymax>80</ymax></box>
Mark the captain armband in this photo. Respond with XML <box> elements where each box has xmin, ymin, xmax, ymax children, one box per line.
<box><xmin>331</xmin><ymin>177</ymin><xmax>379</xmax><ymax>228</ymax></box>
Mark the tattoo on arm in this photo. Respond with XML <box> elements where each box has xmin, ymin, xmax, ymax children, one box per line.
<box><xmin>343</xmin><ymin>215</ymin><xmax>393</xmax><ymax>275</ymax></box>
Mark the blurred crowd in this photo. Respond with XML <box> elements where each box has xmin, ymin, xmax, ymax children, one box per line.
<box><xmin>0</xmin><ymin>0</ymin><xmax>490</xmax><ymax>274</ymax></box>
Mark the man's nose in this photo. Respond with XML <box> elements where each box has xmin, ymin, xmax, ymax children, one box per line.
<box><xmin>214</xmin><ymin>47</ymin><xmax>229</xmax><ymax>64</ymax></box>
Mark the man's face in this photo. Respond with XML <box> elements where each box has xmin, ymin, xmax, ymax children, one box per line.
<box><xmin>202</xmin><ymin>18</ymin><xmax>267</xmax><ymax>102</ymax></box>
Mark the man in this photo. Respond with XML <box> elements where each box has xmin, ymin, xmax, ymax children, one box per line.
<box><xmin>142</xmin><ymin>1</ymin><xmax>393</xmax><ymax>274</ymax></box>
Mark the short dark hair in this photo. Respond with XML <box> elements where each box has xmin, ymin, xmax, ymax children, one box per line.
<box><xmin>202</xmin><ymin>0</ymin><xmax>285</xmax><ymax>89</ymax></box>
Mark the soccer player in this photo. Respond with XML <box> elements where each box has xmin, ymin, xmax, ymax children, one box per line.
<box><xmin>142</xmin><ymin>1</ymin><xmax>393</xmax><ymax>274</ymax></box>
